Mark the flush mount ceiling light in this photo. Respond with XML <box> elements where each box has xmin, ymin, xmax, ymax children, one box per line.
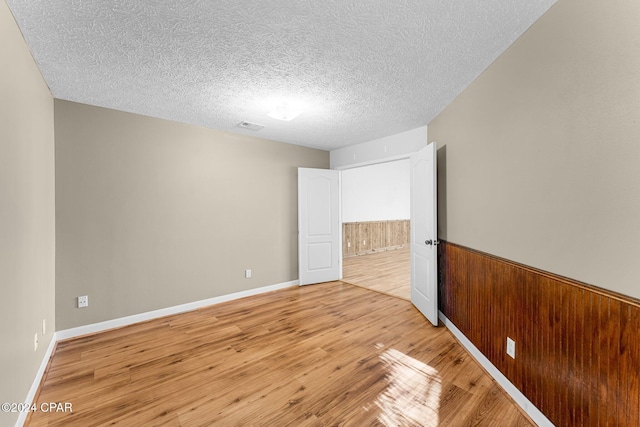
<box><xmin>267</xmin><ymin>103</ymin><xmax>303</xmax><ymax>121</ymax></box>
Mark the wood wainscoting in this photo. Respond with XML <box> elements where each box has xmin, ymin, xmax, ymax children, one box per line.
<box><xmin>342</xmin><ymin>220</ymin><xmax>409</xmax><ymax>257</ymax></box>
<box><xmin>438</xmin><ymin>241</ymin><xmax>640</xmax><ymax>427</ymax></box>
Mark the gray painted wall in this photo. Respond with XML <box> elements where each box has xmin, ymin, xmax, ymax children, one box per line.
<box><xmin>54</xmin><ymin>100</ymin><xmax>329</xmax><ymax>330</ymax></box>
<box><xmin>429</xmin><ymin>0</ymin><xmax>640</xmax><ymax>298</ymax></box>
<box><xmin>0</xmin><ymin>1</ymin><xmax>56</xmax><ymax>425</ymax></box>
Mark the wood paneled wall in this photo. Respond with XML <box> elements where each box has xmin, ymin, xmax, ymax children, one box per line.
<box><xmin>438</xmin><ymin>241</ymin><xmax>640</xmax><ymax>426</ymax></box>
<box><xmin>342</xmin><ymin>220</ymin><xmax>409</xmax><ymax>257</ymax></box>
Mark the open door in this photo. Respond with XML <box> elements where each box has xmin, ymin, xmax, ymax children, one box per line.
<box><xmin>410</xmin><ymin>142</ymin><xmax>438</xmax><ymax>326</ymax></box>
<box><xmin>298</xmin><ymin>168</ymin><xmax>341</xmax><ymax>285</ymax></box>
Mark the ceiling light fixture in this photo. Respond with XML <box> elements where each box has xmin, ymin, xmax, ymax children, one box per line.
<box><xmin>267</xmin><ymin>103</ymin><xmax>303</xmax><ymax>121</ymax></box>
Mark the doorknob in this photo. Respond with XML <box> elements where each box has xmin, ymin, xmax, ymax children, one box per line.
<box><xmin>425</xmin><ymin>240</ymin><xmax>440</xmax><ymax>246</ymax></box>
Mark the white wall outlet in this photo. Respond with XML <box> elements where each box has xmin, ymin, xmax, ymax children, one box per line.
<box><xmin>42</xmin><ymin>318</ymin><xmax>46</xmax><ymax>336</ymax></box>
<box><xmin>347</xmin><ymin>242</ymin><xmax>351</xmax><ymax>248</ymax></box>
<box><xmin>506</xmin><ymin>337</ymin><xmax>516</xmax><ymax>359</ymax></box>
<box><xmin>78</xmin><ymin>295</ymin><xmax>89</xmax><ymax>308</ymax></box>
<box><xmin>245</xmin><ymin>269</ymin><xmax>252</xmax><ymax>278</ymax></box>
<box><xmin>34</xmin><ymin>332</ymin><xmax>38</xmax><ymax>351</ymax></box>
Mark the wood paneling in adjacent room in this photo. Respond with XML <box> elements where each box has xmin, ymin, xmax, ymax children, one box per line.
<box><xmin>438</xmin><ymin>241</ymin><xmax>640</xmax><ymax>426</ymax></box>
<box><xmin>343</xmin><ymin>220</ymin><xmax>409</xmax><ymax>257</ymax></box>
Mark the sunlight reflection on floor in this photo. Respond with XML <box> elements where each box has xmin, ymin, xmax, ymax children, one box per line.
<box><xmin>370</xmin><ymin>347</ymin><xmax>442</xmax><ymax>427</ymax></box>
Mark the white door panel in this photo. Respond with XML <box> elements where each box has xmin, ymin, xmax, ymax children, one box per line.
<box><xmin>411</xmin><ymin>143</ymin><xmax>438</xmax><ymax>326</ymax></box>
<box><xmin>298</xmin><ymin>168</ymin><xmax>341</xmax><ymax>285</ymax></box>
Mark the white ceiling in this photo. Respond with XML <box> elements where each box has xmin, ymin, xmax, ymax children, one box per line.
<box><xmin>7</xmin><ymin>0</ymin><xmax>555</xmax><ymax>151</ymax></box>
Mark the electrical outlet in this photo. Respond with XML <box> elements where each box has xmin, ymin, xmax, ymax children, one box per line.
<box><xmin>347</xmin><ymin>242</ymin><xmax>351</xmax><ymax>248</ymax></box>
<box><xmin>506</xmin><ymin>337</ymin><xmax>516</xmax><ymax>359</ymax></box>
<box><xmin>245</xmin><ymin>269</ymin><xmax>252</xmax><ymax>278</ymax></box>
<box><xmin>42</xmin><ymin>318</ymin><xmax>46</xmax><ymax>336</ymax></box>
<box><xmin>78</xmin><ymin>295</ymin><xmax>89</xmax><ymax>308</ymax></box>
<box><xmin>34</xmin><ymin>333</ymin><xmax>38</xmax><ymax>351</ymax></box>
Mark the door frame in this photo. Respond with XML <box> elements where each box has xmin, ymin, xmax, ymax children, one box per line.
<box><xmin>332</xmin><ymin>152</ymin><xmax>415</xmax><ymax>262</ymax></box>
<box><xmin>332</xmin><ymin>155</ymin><xmax>412</xmax><ymax>276</ymax></box>
<box><xmin>331</xmin><ymin>146</ymin><xmax>438</xmax><ymax>321</ymax></box>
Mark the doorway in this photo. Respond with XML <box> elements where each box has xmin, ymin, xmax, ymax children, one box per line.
<box><xmin>298</xmin><ymin>142</ymin><xmax>438</xmax><ymax>325</ymax></box>
<box><xmin>340</xmin><ymin>159</ymin><xmax>411</xmax><ymax>300</ymax></box>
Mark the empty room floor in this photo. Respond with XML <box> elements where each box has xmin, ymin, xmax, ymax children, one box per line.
<box><xmin>342</xmin><ymin>247</ymin><xmax>411</xmax><ymax>300</ymax></box>
<box><xmin>26</xmin><ymin>282</ymin><xmax>531</xmax><ymax>426</ymax></box>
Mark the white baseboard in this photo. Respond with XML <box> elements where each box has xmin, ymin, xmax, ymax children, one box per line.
<box><xmin>57</xmin><ymin>280</ymin><xmax>299</xmax><ymax>341</ymax></box>
<box><xmin>15</xmin><ymin>332</ymin><xmax>58</xmax><ymax>427</ymax></box>
<box><xmin>439</xmin><ymin>312</ymin><xmax>553</xmax><ymax>427</ymax></box>
<box><xmin>16</xmin><ymin>280</ymin><xmax>298</xmax><ymax>427</ymax></box>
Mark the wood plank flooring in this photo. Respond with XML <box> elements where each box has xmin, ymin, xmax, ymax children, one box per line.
<box><xmin>343</xmin><ymin>247</ymin><xmax>411</xmax><ymax>300</ymax></box>
<box><xmin>27</xmin><ymin>282</ymin><xmax>532</xmax><ymax>426</ymax></box>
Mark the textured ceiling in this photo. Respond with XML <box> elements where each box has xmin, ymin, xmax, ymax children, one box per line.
<box><xmin>7</xmin><ymin>0</ymin><xmax>555</xmax><ymax>150</ymax></box>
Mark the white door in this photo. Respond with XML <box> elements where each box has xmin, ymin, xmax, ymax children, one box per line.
<box><xmin>298</xmin><ymin>168</ymin><xmax>341</xmax><ymax>285</ymax></box>
<box><xmin>410</xmin><ymin>142</ymin><xmax>438</xmax><ymax>326</ymax></box>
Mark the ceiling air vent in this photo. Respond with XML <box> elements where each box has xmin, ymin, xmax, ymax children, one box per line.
<box><xmin>236</xmin><ymin>121</ymin><xmax>264</xmax><ymax>131</ymax></box>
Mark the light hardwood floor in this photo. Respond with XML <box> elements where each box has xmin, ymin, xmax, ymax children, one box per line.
<box><xmin>343</xmin><ymin>247</ymin><xmax>411</xmax><ymax>300</ymax></box>
<box><xmin>27</xmin><ymin>282</ymin><xmax>532</xmax><ymax>426</ymax></box>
